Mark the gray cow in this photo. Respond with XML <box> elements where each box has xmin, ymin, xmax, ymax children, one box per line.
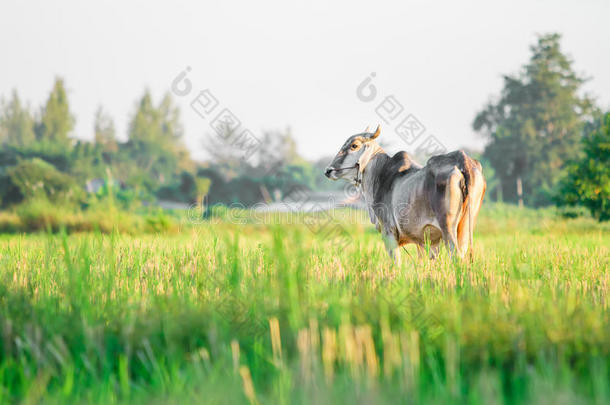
<box><xmin>325</xmin><ymin>126</ymin><xmax>486</xmax><ymax>264</ymax></box>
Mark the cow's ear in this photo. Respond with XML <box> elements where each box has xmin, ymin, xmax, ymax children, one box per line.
<box><xmin>370</xmin><ymin>125</ymin><xmax>381</xmax><ymax>140</ymax></box>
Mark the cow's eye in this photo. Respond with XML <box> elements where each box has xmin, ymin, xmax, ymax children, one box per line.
<box><xmin>351</xmin><ymin>143</ymin><xmax>358</xmax><ymax>150</ymax></box>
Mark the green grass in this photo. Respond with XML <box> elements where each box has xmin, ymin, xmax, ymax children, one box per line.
<box><xmin>0</xmin><ymin>204</ymin><xmax>608</xmax><ymax>404</ymax></box>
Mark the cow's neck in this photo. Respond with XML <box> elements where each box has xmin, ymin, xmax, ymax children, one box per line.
<box><xmin>359</xmin><ymin>148</ymin><xmax>422</xmax><ymax>232</ymax></box>
<box><xmin>360</xmin><ymin>150</ymin><xmax>389</xmax><ymax>209</ymax></box>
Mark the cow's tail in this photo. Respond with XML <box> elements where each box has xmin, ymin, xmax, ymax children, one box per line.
<box><xmin>456</xmin><ymin>151</ymin><xmax>475</xmax><ymax>261</ymax></box>
<box><xmin>467</xmin><ymin>184</ymin><xmax>474</xmax><ymax>262</ymax></box>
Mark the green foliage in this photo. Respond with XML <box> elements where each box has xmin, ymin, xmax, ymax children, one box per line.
<box><xmin>557</xmin><ymin>113</ymin><xmax>610</xmax><ymax>221</ymax></box>
<box><xmin>473</xmin><ymin>33</ymin><xmax>596</xmax><ymax>206</ymax></box>
<box><xmin>125</xmin><ymin>91</ymin><xmax>188</xmax><ymax>188</ymax></box>
<box><xmin>93</xmin><ymin>106</ymin><xmax>118</xmax><ymax>161</ymax></box>
<box><xmin>194</xmin><ymin>176</ymin><xmax>211</xmax><ymax>199</ymax></box>
<box><xmin>37</xmin><ymin>77</ymin><xmax>75</xmax><ymax>147</ymax></box>
<box><xmin>89</xmin><ymin>177</ymin><xmax>140</xmax><ymax>210</ymax></box>
<box><xmin>0</xmin><ymin>82</ymin><xmax>198</xmax><ymax>210</ymax></box>
<box><xmin>156</xmin><ymin>171</ymin><xmax>202</xmax><ymax>203</ymax></box>
<box><xmin>0</xmin><ymin>90</ymin><xmax>35</xmax><ymax>147</ymax></box>
<box><xmin>0</xmin><ymin>198</ymin><xmax>177</xmax><ymax>234</ymax></box>
<box><xmin>0</xmin><ymin>80</ymin><xmax>326</xmax><ymax>210</ymax></box>
<box><xmin>201</xmin><ymin>128</ymin><xmax>329</xmax><ymax>204</ymax></box>
<box><xmin>14</xmin><ymin>198</ymin><xmax>83</xmax><ymax>232</ymax></box>
<box><xmin>4</xmin><ymin>158</ymin><xmax>78</xmax><ymax>204</ymax></box>
<box><xmin>144</xmin><ymin>209</ymin><xmax>173</xmax><ymax>232</ymax></box>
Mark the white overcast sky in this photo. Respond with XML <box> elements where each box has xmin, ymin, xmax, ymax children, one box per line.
<box><xmin>1</xmin><ymin>0</ymin><xmax>609</xmax><ymax>160</ymax></box>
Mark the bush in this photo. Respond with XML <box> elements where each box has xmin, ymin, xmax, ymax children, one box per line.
<box><xmin>557</xmin><ymin>113</ymin><xmax>610</xmax><ymax>221</ymax></box>
<box><xmin>3</xmin><ymin>158</ymin><xmax>79</xmax><ymax>205</ymax></box>
<box><xmin>144</xmin><ymin>209</ymin><xmax>174</xmax><ymax>233</ymax></box>
<box><xmin>16</xmin><ymin>199</ymin><xmax>79</xmax><ymax>232</ymax></box>
<box><xmin>0</xmin><ymin>198</ymin><xmax>179</xmax><ymax>234</ymax></box>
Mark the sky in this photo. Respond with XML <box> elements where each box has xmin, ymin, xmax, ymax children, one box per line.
<box><xmin>1</xmin><ymin>0</ymin><xmax>609</xmax><ymax>161</ymax></box>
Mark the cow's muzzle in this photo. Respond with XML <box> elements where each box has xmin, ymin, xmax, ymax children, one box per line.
<box><xmin>324</xmin><ymin>164</ymin><xmax>359</xmax><ymax>181</ymax></box>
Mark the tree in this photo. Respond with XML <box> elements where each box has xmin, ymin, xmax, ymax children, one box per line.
<box><xmin>37</xmin><ymin>78</ymin><xmax>75</xmax><ymax>147</ymax></box>
<box><xmin>0</xmin><ymin>90</ymin><xmax>36</xmax><ymax>147</ymax></box>
<box><xmin>200</xmin><ymin>128</ymin><xmax>321</xmax><ymax>204</ymax></box>
<box><xmin>125</xmin><ymin>90</ymin><xmax>190</xmax><ymax>188</ymax></box>
<box><xmin>254</xmin><ymin>129</ymin><xmax>299</xmax><ymax>173</ymax></box>
<box><xmin>473</xmin><ymin>33</ymin><xmax>596</xmax><ymax>206</ymax></box>
<box><xmin>203</xmin><ymin>128</ymin><xmax>300</xmax><ymax>179</ymax></box>
<box><xmin>557</xmin><ymin>113</ymin><xmax>610</xmax><ymax>221</ymax></box>
<box><xmin>201</xmin><ymin>128</ymin><xmax>250</xmax><ymax>180</ymax></box>
<box><xmin>128</xmin><ymin>91</ymin><xmax>183</xmax><ymax>145</ymax></box>
<box><xmin>94</xmin><ymin>106</ymin><xmax>117</xmax><ymax>154</ymax></box>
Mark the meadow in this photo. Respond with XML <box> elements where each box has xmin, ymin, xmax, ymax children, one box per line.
<box><xmin>0</xmin><ymin>204</ymin><xmax>608</xmax><ymax>404</ymax></box>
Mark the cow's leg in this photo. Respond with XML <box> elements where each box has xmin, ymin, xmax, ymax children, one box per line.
<box><xmin>456</xmin><ymin>205</ymin><xmax>471</xmax><ymax>257</ymax></box>
<box><xmin>435</xmin><ymin>167</ymin><xmax>465</xmax><ymax>259</ymax></box>
<box><xmin>440</xmin><ymin>218</ymin><xmax>462</xmax><ymax>259</ymax></box>
<box><xmin>382</xmin><ymin>232</ymin><xmax>401</xmax><ymax>266</ymax></box>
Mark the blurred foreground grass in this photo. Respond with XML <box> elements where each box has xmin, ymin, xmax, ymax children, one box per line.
<box><xmin>0</xmin><ymin>204</ymin><xmax>608</xmax><ymax>403</ymax></box>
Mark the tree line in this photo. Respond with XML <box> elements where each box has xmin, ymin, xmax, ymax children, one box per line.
<box><xmin>0</xmin><ymin>32</ymin><xmax>608</xmax><ymax>221</ymax></box>
<box><xmin>0</xmin><ymin>81</ymin><xmax>332</xmax><ymax>211</ymax></box>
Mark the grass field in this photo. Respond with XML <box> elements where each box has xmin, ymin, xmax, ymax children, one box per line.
<box><xmin>0</xmin><ymin>204</ymin><xmax>608</xmax><ymax>404</ymax></box>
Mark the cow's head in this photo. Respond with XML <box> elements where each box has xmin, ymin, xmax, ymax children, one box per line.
<box><xmin>325</xmin><ymin>125</ymin><xmax>382</xmax><ymax>183</ymax></box>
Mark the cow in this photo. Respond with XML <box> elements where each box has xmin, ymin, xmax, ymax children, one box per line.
<box><xmin>325</xmin><ymin>125</ymin><xmax>486</xmax><ymax>264</ymax></box>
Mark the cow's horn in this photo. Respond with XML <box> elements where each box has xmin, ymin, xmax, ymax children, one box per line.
<box><xmin>370</xmin><ymin>124</ymin><xmax>381</xmax><ymax>139</ymax></box>
<box><xmin>364</xmin><ymin>125</ymin><xmax>370</xmax><ymax>133</ymax></box>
